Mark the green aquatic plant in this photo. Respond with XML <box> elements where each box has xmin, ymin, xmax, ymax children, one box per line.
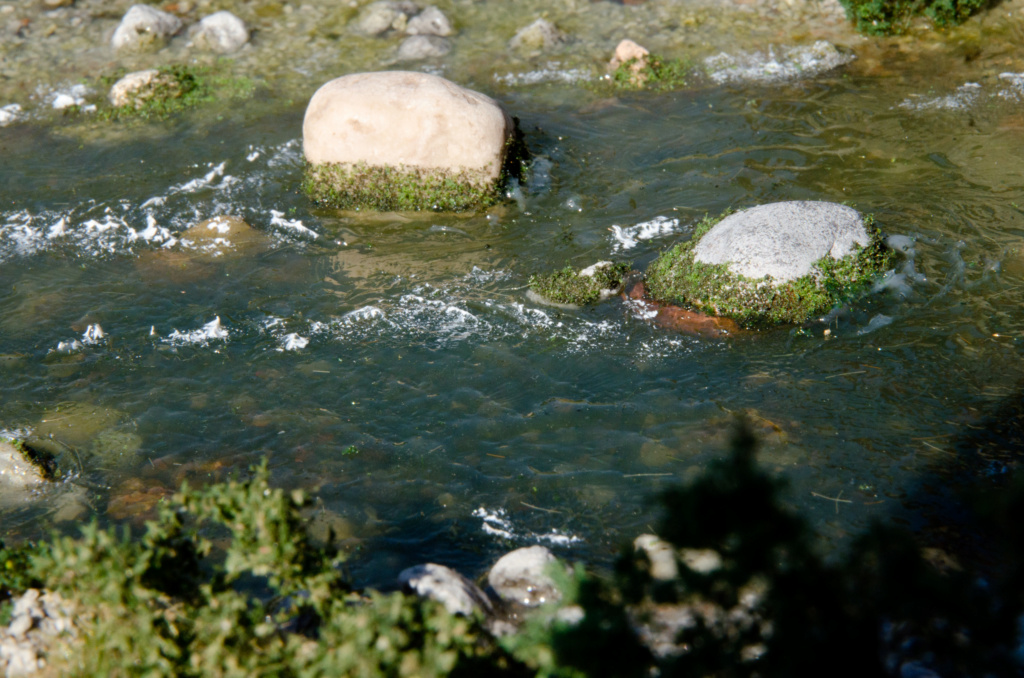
<box><xmin>838</xmin><ymin>0</ymin><xmax>989</xmax><ymax>35</ymax></box>
<box><xmin>529</xmin><ymin>262</ymin><xmax>631</xmax><ymax>306</ymax></box>
<box><xmin>612</xmin><ymin>54</ymin><xmax>693</xmax><ymax>91</ymax></box>
<box><xmin>644</xmin><ymin>214</ymin><xmax>895</xmax><ymax>328</ymax></box>
<box><xmin>100</xmin><ymin>63</ymin><xmax>256</xmax><ymax>121</ymax></box>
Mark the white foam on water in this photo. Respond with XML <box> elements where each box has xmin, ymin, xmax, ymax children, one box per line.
<box><xmin>704</xmin><ymin>41</ymin><xmax>854</xmax><ymax>84</ymax></box>
<box><xmin>278</xmin><ymin>333</ymin><xmax>309</xmax><ymax>351</ymax></box>
<box><xmin>472</xmin><ymin>507</ymin><xmax>584</xmax><ymax>547</ymax></box>
<box><xmin>899</xmin><ymin>83</ymin><xmax>981</xmax><ymax>111</ymax></box>
<box><xmin>164</xmin><ymin>316</ymin><xmax>229</xmax><ymax>347</ymax></box>
<box><xmin>269</xmin><ymin>210</ymin><xmax>319</xmax><ymax>239</ymax></box>
<box><xmin>997</xmin><ymin>72</ymin><xmax>1024</xmax><ymax>101</ymax></box>
<box><xmin>495</xmin><ymin>64</ymin><xmax>593</xmax><ymax>86</ymax></box>
<box><xmin>609</xmin><ymin>216</ymin><xmax>681</xmax><ymax>252</ymax></box>
<box><xmin>82</xmin><ymin>324</ymin><xmax>105</xmax><ymax>344</ymax></box>
<box><xmin>0</xmin><ymin>103</ymin><xmax>23</xmax><ymax>127</ymax></box>
<box><xmin>51</xmin><ymin>321</ymin><xmax>103</xmax><ymax>351</ymax></box>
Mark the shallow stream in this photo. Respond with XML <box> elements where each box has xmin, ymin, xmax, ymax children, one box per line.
<box><xmin>3</xmin><ymin>0</ymin><xmax>1024</xmax><ymax>587</ymax></box>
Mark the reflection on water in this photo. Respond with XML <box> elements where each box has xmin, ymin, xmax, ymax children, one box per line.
<box><xmin>3</xmin><ymin>15</ymin><xmax>1024</xmax><ymax>587</ymax></box>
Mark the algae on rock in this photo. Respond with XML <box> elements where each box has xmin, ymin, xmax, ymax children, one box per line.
<box><xmin>529</xmin><ymin>262</ymin><xmax>631</xmax><ymax>306</ymax></box>
<box><xmin>644</xmin><ymin>213</ymin><xmax>895</xmax><ymax>328</ymax></box>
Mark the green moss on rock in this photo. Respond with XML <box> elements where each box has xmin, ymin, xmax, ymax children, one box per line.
<box><xmin>304</xmin><ymin>118</ymin><xmax>529</xmax><ymax>213</ymax></box>
<box><xmin>644</xmin><ymin>214</ymin><xmax>895</xmax><ymax>328</ymax></box>
<box><xmin>302</xmin><ymin>162</ymin><xmax>507</xmax><ymax>212</ymax></box>
<box><xmin>612</xmin><ymin>54</ymin><xmax>692</xmax><ymax>91</ymax></box>
<box><xmin>101</xmin><ymin>64</ymin><xmax>255</xmax><ymax>121</ymax></box>
<box><xmin>529</xmin><ymin>262</ymin><xmax>631</xmax><ymax>306</ymax></box>
<box><xmin>838</xmin><ymin>0</ymin><xmax>989</xmax><ymax>35</ymax></box>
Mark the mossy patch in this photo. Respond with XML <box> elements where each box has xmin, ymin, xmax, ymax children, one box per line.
<box><xmin>529</xmin><ymin>262</ymin><xmax>631</xmax><ymax>306</ymax></box>
<box><xmin>99</xmin><ymin>63</ymin><xmax>255</xmax><ymax>121</ymax></box>
<box><xmin>302</xmin><ymin>162</ymin><xmax>505</xmax><ymax>212</ymax></box>
<box><xmin>612</xmin><ymin>54</ymin><xmax>693</xmax><ymax>91</ymax></box>
<box><xmin>838</xmin><ymin>0</ymin><xmax>989</xmax><ymax>35</ymax></box>
<box><xmin>644</xmin><ymin>214</ymin><xmax>895</xmax><ymax>328</ymax></box>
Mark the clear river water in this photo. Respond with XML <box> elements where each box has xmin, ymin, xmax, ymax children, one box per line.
<box><xmin>3</xmin><ymin>0</ymin><xmax>1024</xmax><ymax>588</ymax></box>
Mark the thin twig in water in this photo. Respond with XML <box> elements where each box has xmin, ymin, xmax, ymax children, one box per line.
<box><xmin>811</xmin><ymin>490</ymin><xmax>853</xmax><ymax>514</ymax></box>
<box><xmin>623</xmin><ymin>473</ymin><xmax>673</xmax><ymax>478</ymax></box>
<box><xmin>521</xmin><ymin>501</ymin><xmax>561</xmax><ymax>514</ymax></box>
<box><xmin>825</xmin><ymin>371</ymin><xmax>866</xmax><ymax>380</ymax></box>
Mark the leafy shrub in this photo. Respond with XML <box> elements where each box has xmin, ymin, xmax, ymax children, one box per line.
<box><xmin>838</xmin><ymin>0</ymin><xmax>989</xmax><ymax>35</ymax></box>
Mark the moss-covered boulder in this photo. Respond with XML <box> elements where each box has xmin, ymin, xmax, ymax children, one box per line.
<box><xmin>528</xmin><ymin>261</ymin><xmax>631</xmax><ymax>307</ymax></box>
<box><xmin>645</xmin><ymin>202</ymin><xmax>894</xmax><ymax>327</ymax></box>
<box><xmin>302</xmin><ymin>72</ymin><xmax>525</xmax><ymax>211</ymax></box>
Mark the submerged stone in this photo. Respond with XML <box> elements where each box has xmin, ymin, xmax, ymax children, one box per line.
<box><xmin>509</xmin><ymin>18</ymin><xmax>566</xmax><ymax>53</ymax></box>
<box><xmin>645</xmin><ymin>202</ymin><xmax>894</xmax><ymax>327</ymax></box>
<box><xmin>528</xmin><ymin>261</ymin><xmax>630</xmax><ymax>307</ymax></box>
<box><xmin>302</xmin><ymin>71</ymin><xmax>523</xmax><ymax>211</ymax></box>
<box><xmin>111</xmin><ymin>4</ymin><xmax>183</xmax><ymax>52</ymax></box>
<box><xmin>397</xmin><ymin>35</ymin><xmax>451</xmax><ymax>60</ymax></box>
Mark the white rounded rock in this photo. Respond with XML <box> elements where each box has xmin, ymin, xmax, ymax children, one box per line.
<box><xmin>190</xmin><ymin>10</ymin><xmax>249</xmax><ymax>53</ymax></box>
<box><xmin>406</xmin><ymin>6</ymin><xmax>453</xmax><ymax>36</ymax></box>
<box><xmin>487</xmin><ymin>545</ymin><xmax>564</xmax><ymax>608</ymax></box>
<box><xmin>108</xmin><ymin>69</ymin><xmax>161</xmax><ymax>107</ymax></box>
<box><xmin>692</xmin><ymin>201</ymin><xmax>870</xmax><ymax>283</ymax></box>
<box><xmin>398</xmin><ymin>563</ymin><xmax>493</xmax><ymax>616</ymax></box>
<box><xmin>302</xmin><ymin>71</ymin><xmax>514</xmax><ymax>184</ymax></box>
<box><xmin>111</xmin><ymin>4</ymin><xmax>183</xmax><ymax>51</ymax></box>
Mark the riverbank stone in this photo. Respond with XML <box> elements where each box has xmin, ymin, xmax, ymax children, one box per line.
<box><xmin>111</xmin><ymin>4</ymin><xmax>183</xmax><ymax>52</ymax></box>
<box><xmin>644</xmin><ymin>202</ymin><xmax>894</xmax><ymax>327</ymax></box>
<box><xmin>487</xmin><ymin>545</ymin><xmax>564</xmax><ymax>608</ymax></box>
<box><xmin>406</xmin><ymin>6</ymin><xmax>453</xmax><ymax>36</ymax></box>
<box><xmin>301</xmin><ymin>71</ymin><xmax>524</xmax><ymax>211</ymax></box>
<box><xmin>398</xmin><ymin>563</ymin><xmax>494</xmax><ymax>617</ymax></box>
<box><xmin>189</xmin><ymin>11</ymin><xmax>249</xmax><ymax>53</ymax></box>
<box><xmin>0</xmin><ymin>440</ymin><xmax>45</xmax><ymax>506</ymax></box>
<box><xmin>353</xmin><ymin>1</ymin><xmax>419</xmax><ymax>36</ymax></box>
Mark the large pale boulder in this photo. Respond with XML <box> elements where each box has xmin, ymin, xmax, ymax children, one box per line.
<box><xmin>644</xmin><ymin>201</ymin><xmax>894</xmax><ymax>327</ymax></box>
<box><xmin>302</xmin><ymin>71</ymin><xmax>520</xmax><ymax>211</ymax></box>
<box><xmin>111</xmin><ymin>5</ymin><xmax>182</xmax><ymax>51</ymax></box>
<box><xmin>692</xmin><ymin>201</ymin><xmax>871</xmax><ymax>283</ymax></box>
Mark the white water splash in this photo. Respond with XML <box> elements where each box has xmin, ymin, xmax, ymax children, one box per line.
<box><xmin>705</xmin><ymin>41</ymin><xmax>853</xmax><ymax>84</ymax></box>
<box><xmin>0</xmin><ymin>103</ymin><xmax>23</xmax><ymax>127</ymax></box>
<box><xmin>495</xmin><ymin>63</ymin><xmax>593</xmax><ymax>86</ymax></box>
<box><xmin>164</xmin><ymin>316</ymin><xmax>229</xmax><ymax>347</ymax></box>
<box><xmin>472</xmin><ymin>507</ymin><xmax>584</xmax><ymax>547</ymax></box>
<box><xmin>609</xmin><ymin>216</ymin><xmax>681</xmax><ymax>252</ymax></box>
<box><xmin>269</xmin><ymin>210</ymin><xmax>319</xmax><ymax>239</ymax></box>
<box><xmin>899</xmin><ymin>83</ymin><xmax>981</xmax><ymax>112</ymax></box>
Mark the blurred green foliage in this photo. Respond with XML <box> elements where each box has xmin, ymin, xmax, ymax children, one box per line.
<box><xmin>838</xmin><ymin>0</ymin><xmax>989</xmax><ymax>34</ymax></box>
<box><xmin>1</xmin><ymin>429</ymin><xmax>1021</xmax><ymax>676</ymax></box>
